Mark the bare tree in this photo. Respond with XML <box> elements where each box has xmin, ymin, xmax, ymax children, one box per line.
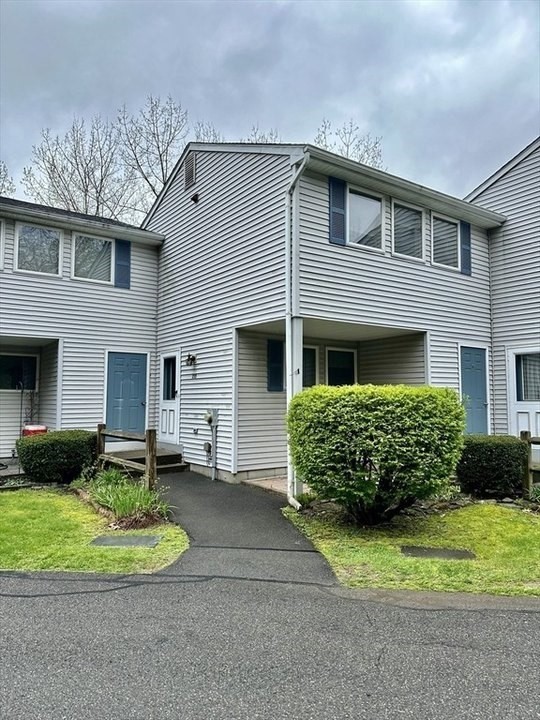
<box><xmin>117</xmin><ymin>95</ymin><xmax>189</xmax><ymax>199</ymax></box>
<box><xmin>314</xmin><ymin>118</ymin><xmax>384</xmax><ymax>168</ymax></box>
<box><xmin>242</xmin><ymin>124</ymin><xmax>280</xmax><ymax>143</ymax></box>
<box><xmin>0</xmin><ymin>160</ymin><xmax>16</xmax><ymax>196</ymax></box>
<box><xmin>193</xmin><ymin>121</ymin><xmax>225</xmax><ymax>143</ymax></box>
<box><xmin>22</xmin><ymin>117</ymin><xmax>141</xmax><ymax>221</ymax></box>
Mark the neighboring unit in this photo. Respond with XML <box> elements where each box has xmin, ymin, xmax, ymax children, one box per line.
<box><xmin>0</xmin><ymin>197</ymin><xmax>163</xmax><ymax>457</ymax></box>
<box><xmin>466</xmin><ymin>137</ymin><xmax>540</xmax><ymax>447</ymax></box>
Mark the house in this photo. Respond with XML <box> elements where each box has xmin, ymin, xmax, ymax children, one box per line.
<box><xmin>0</xmin><ymin>197</ymin><xmax>163</xmax><ymax>457</ymax></box>
<box><xmin>465</xmin><ymin>137</ymin><xmax>540</xmax><ymax>445</ymax></box>
<box><xmin>142</xmin><ymin>141</ymin><xmax>515</xmax><ymax>498</ymax></box>
<box><xmin>1</xmin><ymin>139</ymin><xmax>538</xmax><ymax>497</ymax></box>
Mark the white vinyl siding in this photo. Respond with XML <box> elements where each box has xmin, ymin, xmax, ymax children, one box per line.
<box><xmin>0</xmin><ymin>217</ymin><xmax>159</xmax><ymax>442</ymax></box>
<box><xmin>298</xmin><ymin>171</ymin><xmax>493</xmax><ymax>402</ymax></box>
<box><xmin>358</xmin><ymin>334</ymin><xmax>426</xmax><ymax>385</ymax></box>
<box><xmin>146</xmin><ymin>149</ymin><xmax>291</xmax><ymax>473</ymax></box>
<box><xmin>471</xmin><ymin>143</ymin><xmax>540</xmax><ymax>433</ymax></box>
<box><xmin>39</xmin><ymin>341</ymin><xmax>58</xmax><ymax>430</ymax></box>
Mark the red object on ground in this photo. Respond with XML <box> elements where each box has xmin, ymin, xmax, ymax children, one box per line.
<box><xmin>22</xmin><ymin>425</ymin><xmax>47</xmax><ymax>437</ymax></box>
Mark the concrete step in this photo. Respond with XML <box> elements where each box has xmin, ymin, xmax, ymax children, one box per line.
<box><xmin>157</xmin><ymin>462</ymin><xmax>190</xmax><ymax>475</ymax></box>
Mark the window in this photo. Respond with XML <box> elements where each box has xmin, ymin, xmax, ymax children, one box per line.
<box><xmin>516</xmin><ymin>353</ymin><xmax>540</xmax><ymax>401</ymax></box>
<box><xmin>326</xmin><ymin>349</ymin><xmax>356</xmax><ymax>386</ymax></box>
<box><xmin>432</xmin><ymin>216</ymin><xmax>459</xmax><ymax>268</ymax></box>
<box><xmin>393</xmin><ymin>202</ymin><xmax>423</xmax><ymax>259</ymax></box>
<box><xmin>0</xmin><ymin>355</ymin><xmax>37</xmax><ymax>390</ymax></box>
<box><xmin>163</xmin><ymin>357</ymin><xmax>177</xmax><ymax>400</ymax></box>
<box><xmin>349</xmin><ymin>191</ymin><xmax>383</xmax><ymax>249</ymax></box>
<box><xmin>267</xmin><ymin>339</ymin><xmax>284</xmax><ymax>392</ymax></box>
<box><xmin>303</xmin><ymin>347</ymin><xmax>318</xmax><ymax>388</ymax></box>
<box><xmin>72</xmin><ymin>233</ymin><xmax>113</xmax><ymax>283</ymax></box>
<box><xmin>16</xmin><ymin>223</ymin><xmax>61</xmax><ymax>275</ymax></box>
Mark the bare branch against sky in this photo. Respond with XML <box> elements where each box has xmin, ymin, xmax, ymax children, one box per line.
<box><xmin>1</xmin><ymin>0</ymin><xmax>539</xmax><ymax>203</ymax></box>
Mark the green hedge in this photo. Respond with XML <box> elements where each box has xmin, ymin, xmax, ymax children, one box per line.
<box><xmin>288</xmin><ymin>384</ymin><xmax>465</xmax><ymax>524</ymax></box>
<box><xmin>16</xmin><ymin>430</ymin><xmax>97</xmax><ymax>484</ymax></box>
<box><xmin>456</xmin><ymin>435</ymin><xmax>528</xmax><ymax>498</ymax></box>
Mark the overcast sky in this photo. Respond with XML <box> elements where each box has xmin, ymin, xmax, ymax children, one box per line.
<box><xmin>1</xmin><ymin>0</ymin><xmax>538</xmax><ymax>200</ymax></box>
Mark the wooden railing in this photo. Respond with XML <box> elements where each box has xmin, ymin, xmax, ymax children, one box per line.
<box><xmin>97</xmin><ymin>424</ymin><xmax>157</xmax><ymax>490</ymax></box>
<box><xmin>520</xmin><ymin>431</ymin><xmax>540</xmax><ymax>498</ymax></box>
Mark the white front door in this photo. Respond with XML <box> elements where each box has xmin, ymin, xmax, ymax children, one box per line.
<box><xmin>507</xmin><ymin>347</ymin><xmax>540</xmax><ymax>462</ymax></box>
<box><xmin>159</xmin><ymin>352</ymin><xmax>180</xmax><ymax>444</ymax></box>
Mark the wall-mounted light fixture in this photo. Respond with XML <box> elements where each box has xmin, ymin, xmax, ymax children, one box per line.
<box><xmin>191</xmin><ymin>193</ymin><xmax>199</xmax><ymax>204</ymax></box>
<box><xmin>185</xmin><ymin>353</ymin><xmax>197</xmax><ymax>366</ymax></box>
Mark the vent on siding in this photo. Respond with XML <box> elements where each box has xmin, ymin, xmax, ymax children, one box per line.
<box><xmin>184</xmin><ymin>152</ymin><xmax>196</xmax><ymax>190</ymax></box>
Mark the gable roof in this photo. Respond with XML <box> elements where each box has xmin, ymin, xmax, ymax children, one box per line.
<box><xmin>465</xmin><ymin>136</ymin><xmax>540</xmax><ymax>202</ymax></box>
<box><xmin>0</xmin><ymin>196</ymin><xmax>164</xmax><ymax>245</ymax></box>
<box><xmin>142</xmin><ymin>142</ymin><xmax>505</xmax><ymax>230</ymax></box>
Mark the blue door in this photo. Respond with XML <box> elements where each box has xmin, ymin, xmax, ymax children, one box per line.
<box><xmin>106</xmin><ymin>353</ymin><xmax>147</xmax><ymax>433</ymax></box>
<box><xmin>460</xmin><ymin>346</ymin><xmax>488</xmax><ymax>434</ymax></box>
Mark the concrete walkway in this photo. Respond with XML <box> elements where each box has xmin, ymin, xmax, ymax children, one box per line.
<box><xmin>162</xmin><ymin>471</ymin><xmax>336</xmax><ymax>586</ymax></box>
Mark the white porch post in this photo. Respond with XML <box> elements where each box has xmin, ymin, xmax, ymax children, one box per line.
<box><xmin>286</xmin><ymin>316</ymin><xmax>303</xmax><ymax>498</ymax></box>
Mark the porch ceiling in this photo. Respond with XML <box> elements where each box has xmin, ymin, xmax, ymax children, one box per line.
<box><xmin>237</xmin><ymin>318</ymin><xmax>421</xmax><ymax>341</ymax></box>
<box><xmin>0</xmin><ymin>336</ymin><xmax>58</xmax><ymax>348</ymax></box>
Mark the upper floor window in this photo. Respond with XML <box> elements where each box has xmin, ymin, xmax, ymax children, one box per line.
<box><xmin>349</xmin><ymin>190</ymin><xmax>383</xmax><ymax>249</ymax></box>
<box><xmin>0</xmin><ymin>354</ymin><xmax>37</xmax><ymax>391</ymax></box>
<box><xmin>72</xmin><ymin>233</ymin><xmax>113</xmax><ymax>283</ymax></box>
<box><xmin>432</xmin><ymin>216</ymin><xmax>459</xmax><ymax>269</ymax></box>
<box><xmin>392</xmin><ymin>202</ymin><xmax>424</xmax><ymax>259</ymax></box>
<box><xmin>16</xmin><ymin>223</ymin><xmax>61</xmax><ymax>276</ymax></box>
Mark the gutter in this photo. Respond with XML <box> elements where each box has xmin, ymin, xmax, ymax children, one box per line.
<box><xmin>285</xmin><ymin>150</ymin><xmax>309</xmax><ymax>511</ymax></box>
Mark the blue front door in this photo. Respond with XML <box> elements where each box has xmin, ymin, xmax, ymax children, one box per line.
<box><xmin>106</xmin><ymin>353</ymin><xmax>147</xmax><ymax>433</ymax></box>
<box><xmin>460</xmin><ymin>346</ymin><xmax>488</xmax><ymax>434</ymax></box>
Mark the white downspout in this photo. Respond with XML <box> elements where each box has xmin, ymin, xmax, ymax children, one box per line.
<box><xmin>285</xmin><ymin>151</ymin><xmax>309</xmax><ymax>510</ymax></box>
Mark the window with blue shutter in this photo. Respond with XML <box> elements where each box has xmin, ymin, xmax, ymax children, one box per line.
<box><xmin>267</xmin><ymin>339</ymin><xmax>284</xmax><ymax>392</ymax></box>
<box><xmin>115</xmin><ymin>239</ymin><xmax>131</xmax><ymax>288</ymax></box>
<box><xmin>460</xmin><ymin>221</ymin><xmax>471</xmax><ymax>276</ymax></box>
<box><xmin>329</xmin><ymin>177</ymin><xmax>346</xmax><ymax>245</ymax></box>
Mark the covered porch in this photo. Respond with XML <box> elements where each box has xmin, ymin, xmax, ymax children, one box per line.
<box><xmin>234</xmin><ymin>317</ymin><xmax>428</xmax><ymax>485</ymax></box>
<box><xmin>0</xmin><ymin>336</ymin><xmax>61</xmax><ymax>459</ymax></box>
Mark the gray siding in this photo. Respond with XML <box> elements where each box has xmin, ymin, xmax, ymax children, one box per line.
<box><xmin>471</xmin><ymin>144</ymin><xmax>540</xmax><ymax>433</ymax></box>
<box><xmin>0</xmin><ymin>217</ymin><xmax>159</xmax><ymax>443</ymax></box>
<box><xmin>298</xmin><ymin>172</ymin><xmax>493</xmax><ymax>399</ymax></box>
<box><xmin>358</xmin><ymin>334</ymin><xmax>426</xmax><ymax>384</ymax></box>
<box><xmin>39</xmin><ymin>340</ymin><xmax>58</xmax><ymax>430</ymax></box>
<box><xmin>147</xmin><ymin>149</ymin><xmax>292</xmax><ymax>472</ymax></box>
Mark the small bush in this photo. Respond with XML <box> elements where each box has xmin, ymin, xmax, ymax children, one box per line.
<box><xmin>89</xmin><ymin>468</ymin><xmax>169</xmax><ymax>523</ymax></box>
<box><xmin>456</xmin><ymin>435</ymin><xmax>528</xmax><ymax>498</ymax></box>
<box><xmin>16</xmin><ymin>430</ymin><xmax>97</xmax><ymax>484</ymax></box>
<box><xmin>288</xmin><ymin>384</ymin><xmax>465</xmax><ymax>525</ymax></box>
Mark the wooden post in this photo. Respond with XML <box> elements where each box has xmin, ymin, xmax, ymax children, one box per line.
<box><xmin>520</xmin><ymin>430</ymin><xmax>532</xmax><ymax>498</ymax></box>
<box><xmin>145</xmin><ymin>429</ymin><xmax>157</xmax><ymax>491</ymax></box>
<box><xmin>97</xmin><ymin>423</ymin><xmax>105</xmax><ymax>458</ymax></box>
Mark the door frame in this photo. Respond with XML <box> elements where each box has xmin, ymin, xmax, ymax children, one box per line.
<box><xmin>158</xmin><ymin>350</ymin><xmax>181</xmax><ymax>444</ymax></box>
<box><xmin>103</xmin><ymin>348</ymin><xmax>150</xmax><ymax>430</ymax></box>
<box><xmin>506</xmin><ymin>344</ymin><xmax>540</xmax><ymax>436</ymax></box>
<box><xmin>458</xmin><ymin>342</ymin><xmax>491</xmax><ymax>434</ymax></box>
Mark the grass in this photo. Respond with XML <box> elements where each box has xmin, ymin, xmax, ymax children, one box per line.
<box><xmin>284</xmin><ymin>503</ymin><xmax>540</xmax><ymax>596</ymax></box>
<box><xmin>0</xmin><ymin>489</ymin><xmax>189</xmax><ymax>574</ymax></box>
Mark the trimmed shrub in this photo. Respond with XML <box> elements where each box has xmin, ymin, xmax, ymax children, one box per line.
<box><xmin>287</xmin><ymin>384</ymin><xmax>465</xmax><ymax>525</ymax></box>
<box><xmin>456</xmin><ymin>434</ymin><xmax>528</xmax><ymax>498</ymax></box>
<box><xmin>16</xmin><ymin>430</ymin><xmax>97</xmax><ymax>484</ymax></box>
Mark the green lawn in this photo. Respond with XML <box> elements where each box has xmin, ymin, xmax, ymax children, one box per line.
<box><xmin>284</xmin><ymin>503</ymin><xmax>540</xmax><ymax>596</ymax></box>
<box><xmin>0</xmin><ymin>489</ymin><xmax>189</xmax><ymax>574</ymax></box>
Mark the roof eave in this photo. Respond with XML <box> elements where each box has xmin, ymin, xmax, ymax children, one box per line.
<box><xmin>305</xmin><ymin>145</ymin><xmax>506</xmax><ymax>229</ymax></box>
<box><xmin>0</xmin><ymin>202</ymin><xmax>164</xmax><ymax>245</ymax></box>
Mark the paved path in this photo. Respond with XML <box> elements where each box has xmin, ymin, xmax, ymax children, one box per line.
<box><xmin>1</xmin><ymin>473</ymin><xmax>539</xmax><ymax>720</ymax></box>
<box><xmin>162</xmin><ymin>471</ymin><xmax>336</xmax><ymax>586</ymax></box>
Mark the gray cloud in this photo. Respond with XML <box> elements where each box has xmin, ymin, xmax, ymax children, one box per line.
<box><xmin>1</xmin><ymin>0</ymin><xmax>538</xmax><ymax>198</ymax></box>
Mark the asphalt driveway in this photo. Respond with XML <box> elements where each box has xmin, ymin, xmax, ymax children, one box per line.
<box><xmin>1</xmin><ymin>472</ymin><xmax>539</xmax><ymax>720</ymax></box>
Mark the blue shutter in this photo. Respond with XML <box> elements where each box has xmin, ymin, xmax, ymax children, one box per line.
<box><xmin>329</xmin><ymin>177</ymin><xmax>346</xmax><ymax>245</ymax></box>
<box><xmin>267</xmin><ymin>339</ymin><xmax>284</xmax><ymax>392</ymax></box>
<box><xmin>460</xmin><ymin>221</ymin><xmax>471</xmax><ymax>276</ymax></box>
<box><xmin>115</xmin><ymin>240</ymin><xmax>131</xmax><ymax>289</ymax></box>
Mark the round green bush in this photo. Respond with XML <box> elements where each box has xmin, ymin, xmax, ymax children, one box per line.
<box><xmin>456</xmin><ymin>435</ymin><xmax>528</xmax><ymax>498</ymax></box>
<box><xmin>287</xmin><ymin>384</ymin><xmax>465</xmax><ymax>524</ymax></box>
<box><xmin>16</xmin><ymin>430</ymin><xmax>97</xmax><ymax>484</ymax></box>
